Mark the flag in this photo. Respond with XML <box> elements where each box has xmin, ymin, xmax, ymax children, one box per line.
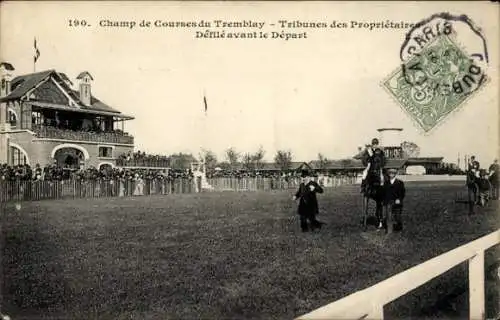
<box><xmin>34</xmin><ymin>38</ymin><xmax>40</xmax><ymax>63</ymax></box>
<box><xmin>203</xmin><ymin>95</ymin><xmax>208</xmax><ymax>114</ymax></box>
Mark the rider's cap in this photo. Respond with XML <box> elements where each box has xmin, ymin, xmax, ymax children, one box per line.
<box><xmin>371</xmin><ymin>138</ymin><xmax>379</xmax><ymax>145</ymax></box>
<box><xmin>301</xmin><ymin>170</ymin><xmax>311</xmax><ymax>177</ymax></box>
<box><xmin>387</xmin><ymin>168</ymin><xmax>397</xmax><ymax>173</ymax></box>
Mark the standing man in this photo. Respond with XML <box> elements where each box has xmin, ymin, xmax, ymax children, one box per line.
<box><xmin>360</xmin><ymin>138</ymin><xmax>386</xmax><ymax>193</ymax></box>
<box><xmin>466</xmin><ymin>160</ymin><xmax>481</xmax><ymax>213</ymax></box>
<box><xmin>489</xmin><ymin>159</ymin><xmax>499</xmax><ymax>200</ymax></box>
<box><xmin>293</xmin><ymin>170</ymin><xmax>324</xmax><ymax>232</ymax></box>
<box><xmin>383</xmin><ymin>168</ymin><xmax>406</xmax><ymax>232</ymax></box>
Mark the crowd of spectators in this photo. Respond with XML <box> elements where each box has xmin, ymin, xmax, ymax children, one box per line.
<box><xmin>0</xmin><ymin>162</ymin><xmax>358</xmax><ymax>183</ymax></box>
<box><xmin>117</xmin><ymin>151</ymin><xmax>171</xmax><ymax>167</ymax></box>
<box><xmin>0</xmin><ymin>163</ymin><xmax>194</xmax><ymax>182</ymax></box>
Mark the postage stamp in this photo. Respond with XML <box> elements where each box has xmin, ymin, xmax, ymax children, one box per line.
<box><xmin>383</xmin><ymin>13</ymin><xmax>489</xmax><ymax>133</ymax></box>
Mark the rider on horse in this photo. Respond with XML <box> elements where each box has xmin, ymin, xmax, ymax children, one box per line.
<box><xmin>360</xmin><ymin>138</ymin><xmax>386</xmax><ymax>194</ymax></box>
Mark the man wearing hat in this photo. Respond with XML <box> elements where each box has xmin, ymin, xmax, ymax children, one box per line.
<box><xmin>383</xmin><ymin>168</ymin><xmax>406</xmax><ymax>231</ymax></box>
<box><xmin>293</xmin><ymin>170</ymin><xmax>324</xmax><ymax>232</ymax></box>
<box><xmin>360</xmin><ymin>138</ymin><xmax>386</xmax><ymax>193</ymax></box>
<box><xmin>488</xmin><ymin>159</ymin><xmax>499</xmax><ymax>200</ymax></box>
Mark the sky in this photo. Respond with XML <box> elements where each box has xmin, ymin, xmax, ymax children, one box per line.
<box><xmin>1</xmin><ymin>1</ymin><xmax>499</xmax><ymax>164</ymax></box>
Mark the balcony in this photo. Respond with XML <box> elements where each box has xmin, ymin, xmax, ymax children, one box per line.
<box><xmin>32</xmin><ymin>125</ymin><xmax>134</xmax><ymax>145</ymax></box>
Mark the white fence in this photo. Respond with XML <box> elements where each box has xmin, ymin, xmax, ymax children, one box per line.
<box><xmin>296</xmin><ymin>229</ymin><xmax>500</xmax><ymax>320</ymax></box>
<box><xmin>398</xmin><ymin>174</ymin><xmax>466</xmax><ymax>182</ymax></box>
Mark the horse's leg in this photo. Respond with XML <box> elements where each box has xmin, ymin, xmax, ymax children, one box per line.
<box><xmin>362</xmin><ymin>195</ymin><xmax>368</xmax><ymax>231</ymax></box>
<box><xmin>385</xmin><ymin>204</ymin><xmax>393</xmax><ymax>234</ymax></box>
<box><xmin>467</xmin><ymin>186</ymin><xmax>474</xmax><ymax>214</ymax></box>
<box><xmin>375</xmin><ymin>200</ymin><xmax>383</xmax><ymax>229</ymax></box>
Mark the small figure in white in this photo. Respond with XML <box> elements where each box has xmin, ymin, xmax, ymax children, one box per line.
<box><xmin>133</xmin><ymin>173</ymin><xmax>144</xmax><ymax>196</ymax></box>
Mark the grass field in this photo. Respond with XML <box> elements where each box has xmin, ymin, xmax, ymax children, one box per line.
<box><xmin>1</xmin><ymin>181</ymin><xmax>499</xmax><ymax>320</ymax></box>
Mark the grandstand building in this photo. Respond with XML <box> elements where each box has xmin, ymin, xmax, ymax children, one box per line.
<box><xmin>0</xmin><ymin>62</ymin><xmax>135</xmax><ymax>170</ymax></box>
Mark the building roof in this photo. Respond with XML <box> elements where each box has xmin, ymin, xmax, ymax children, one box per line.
<box><xmin>26</xmin><ymin>101</ymin><xmax>134</xmax><ymax>120</ymax></box>
<box><xmin>76</xmin><ymin>71</ymin><xmax>94</xmax><ymax>80</ymax></box>
<box><xmin>377</xmin><ymin>128</ymin><xmax>403</xmax><ymax>131</ymax></box>
<box><xmin>257</xmin><ymin>161</ymin><xmax>311</xmax><ymax>171</ymax></box>
<box><xmin>6</xmin><ymin>69</ymin><xmax>54</xmax><ymax>100</ymax></box>
<box><xmin>58</xmin><ymin>72</ymin><xmax>73</xmax><ymax>85</ymax></box>
<box><xmin>0</xmin><ymin>69</ymin><xmax>133</xmax><ymax>119</ymax></box>
<box><xmin>0</xmin><ymin>62</ymin><xmax>15</xmax><ymax>71</ymax></box>
<box><xmin>310</xmin><ymin>158</ymin><xmax>407</xmax><ymax>170</ymax></box>
<box><xmin>406</xmin><ymin>157</ymin><xmax>444</xmax><ymax>164</ymax></box>
<box><xmin>309</xmin><ymin>159</ymin><xmax>365</xmax><ymax>170</ymax></box>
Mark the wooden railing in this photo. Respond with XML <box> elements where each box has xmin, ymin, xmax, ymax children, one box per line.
<box><xmin>296</xmin><ymin>229</ymin><xmax>500</xmax><ymax>320</ymax></box>
<box><xmin>0</xmin><ymin>176</ymin><xmax>357</xmax><ymax>203</ymax></box>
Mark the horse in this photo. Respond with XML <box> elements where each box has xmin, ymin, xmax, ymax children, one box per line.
<box><xmin>361</xmin><ymin>167</ymin><xmax>388</xmax><ymax>232</ymax></box>
<box><xmin>466</xmin><ymin>166</ymin><xmax>483</xmax><ymax>213</ymax></box>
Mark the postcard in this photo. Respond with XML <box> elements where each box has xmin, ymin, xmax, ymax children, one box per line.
<box><xmin>0</xmin><ymin>2</ymin><xmax>498</xmax><ymax>320</ymax></box>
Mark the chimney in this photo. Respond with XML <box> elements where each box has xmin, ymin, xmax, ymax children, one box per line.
<box><xmin>0</xmin><ymin>62</ymin><xmax>15</xmax><ymax>98</ymax></box>
<box><xmin>76</xmin><ymin>71</ymin><xmax>93</xmax><ymax>106</ymax></box>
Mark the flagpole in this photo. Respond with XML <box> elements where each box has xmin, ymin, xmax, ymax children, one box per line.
<box><xmin>202</xmin><ymin>90</ymin><xmax>207</xmax><ymax>171</ymax></box>
<box><xmin>33</xmin><ymin>37</ymin><xmax>36</xmax><ymax>73</ymax></box>
<box><xmin>33</xmin><ymin>37</ymin><xmax>40</xmax><ymax>73</ymax></box>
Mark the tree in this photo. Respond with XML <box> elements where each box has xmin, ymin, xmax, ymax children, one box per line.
<box><xmin>252</xmin><ymin>145</ymin><xmax>265</xmax><ymax>169</ymax></box>
<box><xmin>199</xmin><ymin>149</ymin><xmax>218</xmax><ymax>170</ymax></box>
<box><xmin>401</xmin><ymin>141</ymin><xmax>420</xmax><ymax>158</ymax></box>
<box><xmin>274</xmin><ymin>150</ymin><xmax>293</xmax><ymax>171</ymax></box>
<box><xmin>170</xmin><ymin>152</ymin><xmax>196</xmax><ymax>170</ymax></box>
<box><xmin>242</xmin><ymin>153</ymin><xmax>253</xmax><ymax>170</ymax></box>
<box><xmin>317</xmin><ymin>153</ymin><xmax>329</xmax><ymax>170</ymax></box>
<box><xmin>225</xmin><ymin>147</ymin><xmax>240</xmax><ymax>165</ymax></box>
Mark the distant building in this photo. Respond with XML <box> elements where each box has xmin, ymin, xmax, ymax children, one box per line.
<box><xmin>310</xmin><ymin>128</ymin><xmax>443</xmax><ymax>174</ymax></box>
<box><xmin>0</xmin><ymin>62</ymin><xmax>135</xmax><ymax>170</ymax></box>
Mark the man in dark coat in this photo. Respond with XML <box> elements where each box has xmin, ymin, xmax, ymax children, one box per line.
<box><xmin>489</xmin><ymin>159</ymin><xmax>499</xmax><ymax>200</ymax></box>
<box><xmin>293</xmin><ymin>170</ymin><xmax>324</xmax><ymax>232</ymax></box>
<box><xmin>383</xmin><ymin>168</ymin><xmax>406</xmax><ymax>231</ymax></box>
<box><xmin>466</xmin><ymin>160</ymin><xmax>481</xmax><ymax>212</ymax></box>
<box><xmin>477</xmin><ymin>169</ymin><xmax>492</xmax><ymax>206</ymax></box>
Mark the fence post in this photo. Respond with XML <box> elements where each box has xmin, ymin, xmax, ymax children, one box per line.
<box><xmin>366</xmin><ymin>304</ymin><xmax>384</xmax><ymax>320</ymax></box>
<box><xmin>469</xmin><ymin>250</ymin><xmax>485</xmax><ymax>320</ymax></box>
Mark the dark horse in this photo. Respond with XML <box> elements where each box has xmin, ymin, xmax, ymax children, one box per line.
<box><xmin>361</xmin><ymin>168</ymin><xmax>388</xmax><ymax>231</ymax></box>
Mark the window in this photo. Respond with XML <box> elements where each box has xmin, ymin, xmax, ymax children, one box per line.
<box><xmin>10</xmin><ymin>146</ymin><xmax>27</xmax><ymax>165</ymax></box>
<box><xmin>98</xmin><ymin>146</ymin><xmax>113</xmax><ymax>158</ymax></box>
<box><xmin>8</xmin><ymin>109</ymin><xmax>17</xmax><ymax>127</ymax></box>
<box><xmin>32</xmin><ymin>111</ymin><xmax>42</xmax><ymax>126</ymax></box>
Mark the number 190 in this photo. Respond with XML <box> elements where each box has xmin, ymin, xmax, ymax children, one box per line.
<box><xmin>68</xmin><ymin>19</ymin><xmax>88</xmax><ymax>27</ymax></box>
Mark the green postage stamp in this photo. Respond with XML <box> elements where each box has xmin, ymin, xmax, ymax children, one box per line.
<box><xmin>383</xmin><ymin>14</ymin><xmax>489</xmax><ymax>133</ymax></box>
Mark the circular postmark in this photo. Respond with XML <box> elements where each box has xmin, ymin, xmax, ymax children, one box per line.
<box><xmin>382</xmin><ymin>13</ymin><xmax>489</xmax><ymax>133</ymax></box>
<box><xmin>400</xmin><ymin>13</ymin><xmax>488</xmax><ymax>96</ymax></box>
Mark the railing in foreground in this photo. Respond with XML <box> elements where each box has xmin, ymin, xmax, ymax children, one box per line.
<box><xmin>296</xmin><ymin>229</ymin><xmax>500</xmax><ymax>320</ymax></box>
